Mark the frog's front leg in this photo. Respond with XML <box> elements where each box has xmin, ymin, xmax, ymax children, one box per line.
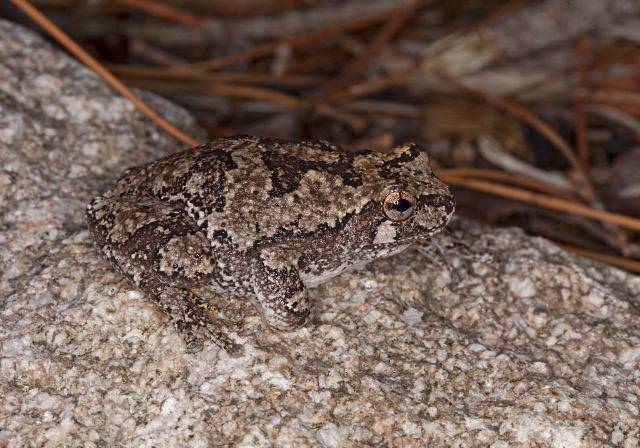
<box><xmin>251</xmin><ymin>247</ymin><xmax>313</xmax><ymax>330</ymax></box>
<box><xmin>85</xmin><ymin>195</ymin><xmax>242</xmax><ymax>355</ymax></box>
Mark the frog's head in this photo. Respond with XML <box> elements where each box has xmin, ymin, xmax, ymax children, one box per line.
<box><xmin>348</xmin><ymin>142</ymin><xmax>455</xmax><ymax>250</ymax></box>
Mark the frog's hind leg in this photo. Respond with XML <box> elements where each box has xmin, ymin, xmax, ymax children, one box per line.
<box><xmin>86</xmin><ymin>195</ymin><xmax>216</xmax><ymax>288</ymax></box>
<box><xmin>85</xmin><ymin>195</ymin><xmax>243</xmax><ymax>356</ymax></box>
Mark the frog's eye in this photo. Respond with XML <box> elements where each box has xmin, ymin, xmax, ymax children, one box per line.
<box><xmin>383</xmin><ymin>191</ymin><xmax>416</xmax><ymax>221</ymax></box>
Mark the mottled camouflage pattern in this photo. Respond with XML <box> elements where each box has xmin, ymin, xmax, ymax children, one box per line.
<box><xmin>86</xmin><ymin>136</ymin><xmax>455</xmax><ymax>355</ymax></box>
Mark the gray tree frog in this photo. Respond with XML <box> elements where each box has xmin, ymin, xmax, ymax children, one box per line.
<box><xmin>86</xmin><ymin>135</ymin><xmax>455</xmax><ymax>355</ymax></box>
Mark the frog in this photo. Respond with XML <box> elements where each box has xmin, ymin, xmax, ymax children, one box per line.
<box><xmin>85</xmin><ymin>135</ymin><xmax>455</xmax><ymax>356</ymax></box>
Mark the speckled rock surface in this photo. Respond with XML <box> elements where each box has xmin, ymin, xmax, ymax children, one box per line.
<box><xmin>1</xmin><ymin>20</ymin><xmax>640</xmax><ymax>448</ymax></box>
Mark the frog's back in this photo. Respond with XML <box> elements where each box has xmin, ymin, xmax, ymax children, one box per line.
<box><xmin>112</xmin><ymin>135</ymin><xmax>355</xmax><ymax>196</ymax></box>
<box><xmin>109</xmin><ymin>135</ymin><xmax>451</xmax><ymax>254</ymax></box>
<box><xmin>108</xmin><ymin>136</ymin><xmax>375</xmax><ymax>250</ymax></box>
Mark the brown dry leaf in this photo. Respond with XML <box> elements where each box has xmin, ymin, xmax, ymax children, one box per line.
<box><xmin>422</xmin><ymin>99</ymin><xmax>527</xmax><ymax>158</ymax></box>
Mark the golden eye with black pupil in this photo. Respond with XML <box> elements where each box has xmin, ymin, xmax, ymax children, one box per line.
<box><xmin>383</xmin><ymin>191</ymin><xmax>415</xmax><ymax>221</ymax></box>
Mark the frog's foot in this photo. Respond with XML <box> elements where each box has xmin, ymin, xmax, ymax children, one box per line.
<box><xmin>181</xmin><ymin>321</ymin><xmax>244</xmax><ymax>357</ymax></box>
<box><xmin>144</xmin><ymin>281</ymin><xmax>244</xmax><ymax>356</ymax></box>
<box><xmin>184</xmin><ymin>288</ymin><xmax>245</xmax><ymax>323</ymax></box>
<box><xmin>417</xmin><ymin>226</ymin><xmax>495</xmax><ymax>267</ymax></box>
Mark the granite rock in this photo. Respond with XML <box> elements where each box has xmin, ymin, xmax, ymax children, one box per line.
<box><xmin>1</xmin><ymin>20</ymin><xmax>639</xmax><ymax>448</ymax></box>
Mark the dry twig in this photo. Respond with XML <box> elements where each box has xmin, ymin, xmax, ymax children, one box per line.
<box><xmin>113</xmin><ymin>0</ymin><xmax>205</xmax><ymax>29</ymax></box>
<box><xmin>557</xmin><ymin>243</ymin><xmax>640</xmax><ymax>274</ymax></box>
<box><xmin>177</xmin><ymin>0</ymin><xmax>434</xmax><ymax>73</ymax></box>
<box><xmin>320</xmin><ymin>4</ymin><xmax>414</xmax><ymax>101</ymax></box>
<box><xmin>439</xmin><ymin>173</ymin><xmax>640</xmax><ymax>233</ymax></box>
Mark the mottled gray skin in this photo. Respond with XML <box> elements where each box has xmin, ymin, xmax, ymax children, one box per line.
<box><xmin>86</xmin><ymin>135</ymin><xmax>455</xmax><ymax>355</ymax></box>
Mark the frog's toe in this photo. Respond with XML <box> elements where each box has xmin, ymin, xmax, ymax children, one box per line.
<box><xmin>222</xmin><ymin>308</ymin><xmax>245</xmax><ymax>323</ymax></box>
<box><xmin>183</xmin><ymin>307</ymin><xmax>245</xmax><ymax>356</ymax></box>
<box><xmin>184</xmin><ymin>288</ymin><xmax>245</xmax><ymax>323</ymax></box>
<box><xmin>262</xmin><ymin>304</ymin><xmax>312</xmax><ymax>330</ymax></box>
<box><xmin>180</xmin><ymin>323</ymin><xmax>244</xmax><ymax>356</ymax></box>
<box><xmin>223</xmin><ymin>339</ymin><xmax>245</xmax><ymax>357</ymax></box>
<box><xmin>184</xmin><ymin>335</ymin><xmax>204</xmax><ymax>353</ymax></box>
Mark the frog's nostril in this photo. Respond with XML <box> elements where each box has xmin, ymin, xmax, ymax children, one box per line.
<box><xmin>423</xmin><ymin>194</ymin><xmax>456</xmax><ymax>213</ymax></box>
